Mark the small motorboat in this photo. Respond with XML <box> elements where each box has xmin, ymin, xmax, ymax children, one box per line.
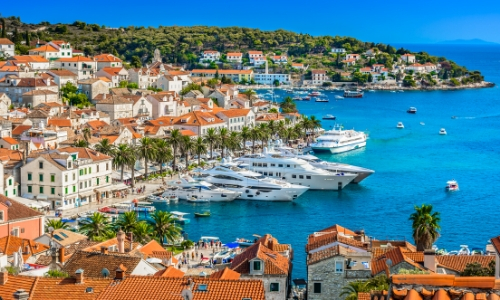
<box><xmin>390</xmin><ymin>90</ymin><xmax>397</xmax><ymax>93</ymax></box>
<box><xmin>235</xmin><ymin>238</ymin><xmax>254</xmax><ymax>247</ymax></box>
<box><xmin>407</xmin><ymin>107</ymin><xmax>417</xmax><ymax>114</ymax></box>
<box><xmin>397</xmin><ymin>122</ymin><xmax>404</xmax><ymax>129</ymax></box>
<box><xmin>302</xmin><ymin>96</ymin><xmax>311</xmax><ymax>101</ymax></box>
<box><xmin>451</xmin><ymin>116</ymin><xmax>457</xmax><ymax>119</ymax></box>
<box><xmin>397</xmin><ymin>90</ymin><xmax>404</xmax><ymax>93</ymax></box>
<box><xmin>439</xmin><ymin>128</ymin><xmax>447</xmax><ymax>135</ymax></box>
<box><xmin>471</xmin><ymin>248</ymin><xmax>484</xmax><ymax>255</ymax></box>
<box><xmin>194</xmin><ymin>211</ymin><xmax>211</xmax><ymax>217</ymax></box>
<box><xmin>335</xmin><ymin>95</ymin><xmax>344</xmax><ymax>99</ymax></box>
<box><xmin>293</xmin><ymin>96</ymin><xmax>302</xmax><ymax>101</ymax></box>
<box><xmin>368</xmin><ymin>90</ymin><xmax>375</xmax><ymax>92</ymax></box>
<box><xmin>458</xmin><ymin>245</ymin><xmax>470</xmax><ymax>255</ymax></box>
<box><xmin>420</xmin><ymin>122</ymin><xmax>425</xmax><ymax>125</ymax></box>
<box><xmin>322</xmin><ymin>114</ymin><xmax>336</xmax><ymax>120</ymax></box>
<box><xmin>315</xmin><ymin>98</ymin><xmax>329</xmax><ymax>102</ymax></box>
<box><xmin>446</xmin><ymin>180</ymin><xmax>459</xmax><ymax>191</ymax></box>
<box><xmin>187</xmin><ymin>195</ymin><xmax>210</xmax><ymax>203</ymax></box>
<box><xmin>309</xmin><ymin>91</ymin><xmax>321</xmax><ymax>97</ymax></box>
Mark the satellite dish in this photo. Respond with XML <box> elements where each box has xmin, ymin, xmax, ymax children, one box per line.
<box><xmin>48</xmin><ymin>226</ymin><xmax>55</xmax><ymax>233</ymax></box>
<box><xmin>5</xmin><ymin>201</ymin><xmax>12</xmax><ymax>207</ymax></box>
<box><xmin>181</xmin><ymin>289</ymin><xmax>193</xmax><ymax>300</ymax></box>
<box><xmin>101</xmin><ymin>268</ymin><xmax>110</xmax><ymax>278</ymax></box>
<box><xmin>386</xmin><ymin>259</ymin><xmax>393</xmax><ymax>267</ymax></box>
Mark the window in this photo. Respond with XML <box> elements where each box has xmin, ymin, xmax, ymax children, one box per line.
<box><xmin>80</xmin><ymin>169</ymin><xmax>83</xmax><ymax>176</ymax></box>
<box><xmin>286</xmin><ymin>164</ymin><xmax>291</xmax><ymax>168</ymax></box>
<box><xmin>65</xmin><ymin>187</ymin><xmax>68</xmax><ymax>194</ymax></box>
<box><xmin>106</xmin><ymin>176</ymin><xmax>109</xmax><ymax>183</ymax></box>
<box><xmin>50</xmin><ymin>174</ymin><xmax>55</xmax><ymax>182</ymax></box>
<box><xmin>11</xmin><ymin>227</ymin><xmax>19</xmax><ymax>237</ymax></box>
<box><xmin>292</xmin><ymin>175</ymin><xmax>296</xmax><ymax>179</ymax></box>
<box><xmin>97</xmin><ymin>165</ymin><xmax>100</xmax><ymax>172</ymax></box>
<box><xmin>13</xmin><ymin>190</ymin><xmax>15</xmax><ymax>195</ymax></box>
<box><xmin>299</xmin><ymin>175</ymin><xmax>304</xmax><ymax>179</ymax></box>
<box><xmin>314</xmin><ymin>283</ymin><xmax>322</xmax><ymax>293</ymax></box>
<box><xmin>73</xmin><ymin>173</ymin><xmax>76</xmax><ymax>180</ymax></box>
<box><xmin>88</xmin><ymin>167</ymin><xmax>91</xmax><ymax>174</ymax></box>
<box><xmin>39</xmin><ymin>186</ymin><xmax>44</xmax><ymax>193</ymax></box>
<box><xmin>28</xmin><ymin>173</ymin><xmax>32</xmax><ymax>181</ymax></box>
<box><xmin>65</xmin><ymin>174</ymin><xmax>68</xmax><ymax>182</ymax></box>
<box><xmin>8</xmin><ymin>179</ymin><xmax>12</xmax><ymax>186</ymax></box>
<box><xmin>39</xmin><ymin>162</ymin><xmax>43</xmax><ymax>169</ymax></box>
<box><xmin>106</xmin><ymin>163</ymin><xmax>109</xmax><ymax>171</ymax></box>
<box><xmin>270</xmin><ymin>283</ymin><xmax>280</xmax><ymax>292</ymax></box>
<box><xmin>39</xmin><ymin>174</ymin><xmax>43</xmax><ymax>182</ymax></box>
<box><xmin>28</xmin><ymin>186</ymin><xmax>32</xmax><ymax>193</ymax></box>
<box><xmin>4</xmin><ymin>191</ymin><xmax>7</xmax><ymax>196</ymax></box>
<box><xmin>253</xmin><ymin>261</ymin><xmax>261</xmax><ymax>271</ymax></box>
<box><xmin>0</xmin><ymin>211</ymin><xmax>4</xmax><ymax>222</ymax></box>
<box><xmin>278</xmin><ymin>164</ymin><xmax>283</xmax><ymax>167</ymax></box>
<box><xmin>335</xmin><ymin>261</ymin><xmax>343</xmax><ymax>273</ymax></box>
<box><xmin>80</xmin><ymin>182</ymin><xmax>83</xmax><ymax>189</ymax></box>
<box><xmin>306</xmin><ymin>176</ymin><xmax>311</xmax><ymax>179</ymax></box>
<box><xmin>51</xmin><ymin>187</ymin><xmax>55</xmax><ymax>195</ymax></box>
<box><xmin>96</xmin><ymin>178</ymin><xmax>100</xmax><ymax>185</ymax></box>
<box><xmin>270</xmin><ymin>164</ymin><xmax>275</xmax><ymax>167</ymax></box>
<box><xmin>73</xmin><ymin>186</ymin><xmax>76</xmax><ymax>192</ymax></box>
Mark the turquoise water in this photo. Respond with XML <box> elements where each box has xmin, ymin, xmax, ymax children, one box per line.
<box><xmin>153</xmin><ymin>45</ymin><xmax>500</xmax><ymax>279</ymax></box>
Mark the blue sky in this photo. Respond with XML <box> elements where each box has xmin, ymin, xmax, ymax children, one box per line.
<box><xmin>2</xmin><ymin>0</ymin><xmax>500</xmax><ymax>44</ymax></box>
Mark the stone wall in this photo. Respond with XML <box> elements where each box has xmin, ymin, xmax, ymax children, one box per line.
<box><xmin>241</xmin><ymin>274</ymin><xmax>287</xmax><ymax>300</ymax></box>
<box><xmin>307</xmin><ymin>258</ymin><xmax>372</xmax><ymax>300</ymax></box>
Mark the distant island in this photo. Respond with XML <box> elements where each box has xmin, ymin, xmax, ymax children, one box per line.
<box><xmin>437</xmin><ymin>39</ymin><xmax>499</xmax><ymax>45</ymax></box>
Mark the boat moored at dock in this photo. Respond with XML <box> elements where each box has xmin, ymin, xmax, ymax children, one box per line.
<box><xmin>310</xmin><ymin>125</ymin><xmax>367</xmax><ymax>154</ymax></box>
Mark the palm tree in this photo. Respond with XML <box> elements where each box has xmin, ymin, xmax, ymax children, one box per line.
<box><xmin>240</xmin><ymin>126</ymin><xmax>251</xmax><ymax>153</ymax></box>
<box><xmin>179</xmin><ymin>135</ymin><xmax>194</xmax><ymax>170</ymax></box>
<box><xmin>133</xmin><ymin>221</ymin><xmax>154</xmax><ymax>244</ymax></box>
<box><xmin>309</xmin><ymin>115</ymin><xmax>322</xmax><ymax>137</ymax></box>
<box><xmin>128</xmin><ymin>144</ymin><xmax>139</xmax><ymax>188</ymax></box>
<box><xmin>258</xmin><ymin>123</ymin><xmax>270</xmax><ymax>150</ymax></box>
<box><xmin>168</xmin><ymin>129</ymin><xmax>183</xmax><ymax>172</ymax></box>
<box><xmin>204</xmin><ymin>128</ymin><xmax>219</xmax><ymax>160</ymax></box>
<box><xmin>280</xmin><ymin>127</ymin><xmax>298</xmax><ymax>144</ymax></box>
<box><xmin>155</xmin><ymin>138</ymin><xmax>173</xmax><ymax>180</ymax></box>
<box><xmin>79</xmin><ymin>212</ymin><xmax>113</xmax><ymax>241</ymax></box>
<box><xmin>227</xmin><ymin>131</ymin><xmax>241</xmax><ymax>155</ymax></box>
<box><xmin>137</xmin><ymin>137</ymin><xmax>158</xmax><ymax>179</ymax></box>
<box><xmin>409</xmin><ymin>204</ymin><xmax>441</xmax><ymax>251</ymax></box>
<box><xmin>94</xmin><ymin>138</ymin><xmax>114</xmax><ymax>156</ymax></box>
<box><xmin>82</xmin><ymin>127</ymin><xmax>92</xmax><ymax>147</ymax></box>
<box><xmin>194</xmin><ymin>137</ymin><xmax>207</xmax><ymax>166</ymax></box>
<box><xmin>45</xmin><ymin>219</ymin><xmax>68</xmax><ymax>231</ymax></box>
<box><xmin>73</xmin><ymin>139</ymin><xmax>87</xmax><ymax>147</ymax></box>
<box><xmin>115</xmin><ymin>211</ymin><xmax>139</xmax><ymax>233</ymax></box>
<box><xmin>250</xmin><ymin>126</ymin><xmax>261</xmax><ymax>154</ymax></box>
<box><xmin>113</xmin><ymin>143</ymin><xmax>132</xmax><ymax>182</ymax></box>
<box><xmin>218</xmin><ymin>127</ymin><xmax>230</xmax><ymax>158</ymax></box>
<box><xmin>267</xmin><ymin>120</ymin><xmax>277</xmax><ymax>140</ymax></box>
<box><xmin>241</xmin><ymin>89</ymin><xmax>257</xmax><ymax>105</ymax></box>
<box><xmin>149</xmin><ymin>211</ymin><xmax>181</xmax><ymax>245</ymax></box>
<box><xmin>340</xmin><ymin>280</ymin><xmax>369</xmax><ymax>300</ymax></box>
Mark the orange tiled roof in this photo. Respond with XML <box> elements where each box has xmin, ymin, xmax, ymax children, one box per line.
<box><xmin>86</xmin><ymin>120</ymin><xmax>109</xmax><ymax>130</ymax></box>
<box><xmin>226</xmin><ymin>52</ymin><xmax>242</xmax><ymax>56</ymax></box>
<box><xmin>139</xmin><ymin>240</ymin><xmax>167</xmax><ymax>256</ymax></box>
<box><xmin>47</xmin><ymin>118</ymin><xmax>72</xmax><ymax>127</ymax></box>
<box><xmin>231</xmin><ymin>242</ymin><xmax>290</xmax><ymax>275</ymax></box>
<box><xmin>58</xmin><ymin>147</ymin><xmax>112</xmax><ymax>162</ymax></box>
<box><xmin>0</xmin><ymin>38</ymin><xmax>14</xmax><ymax>45</ymax></box>
<box><xmin>174</xmin><ymin>111</ymin><xmax>225</xmax><ymax>127</ymax></box>
<box><xmin>248</xmin><ymin>51</ymin><xmax>263</xmax><ymax>55</ymax></box>
<box><xmin>154</xmin><ymin>266</ymin><xmax>185</xmax><ymax>278</ymax></box>
<box><xmin>392</xmin><ymin>274</ymin><xmax>499</xmax><ymax>289</ymax></box>
<box><xmin>94</xmin><ymin>54</ymin><xmax>122</xmax><ymax>62</ymax></box>
<box><xmin>30</xmin><ymin>277</ymin><xmax>112</xmax><ymax>300</ymax></box>
<box><xmin>0</xmin><ymin>195</ymin><xmax>44</xmax><ymax>221</ymax></box>
<box><xmin>191</xmin><ymin>69</ymin><xmax>253</xmax><ymax>75</ymax></box>
<box><xmin>371</xmin><ymin>246</ymin><xmax>426</xmax><ymax>275</ymax></box>
<box><xmin>12</xmin><ymin>55</ymin><xmax>49</xmax><ymax>63</ymax></box>
<box><xmin>62</xmin><ymin>251</ymin><xmax>144</xmax><ymax>278</ymax></box>
<box><xmin>491</xmin><ymin>235</ymin><xmax>500</xmax><ymax>255</ymax></box>
<box><xmin>307</xmin><ymin>245</ymin><xmax>356</xmax><ymax>265</ymax></box>
<box><xmin>437</xmin><ymin>255</ymin><xmax>495</xmax><ymax>273</ymax></box>
<box><xmin>30</xmin><ymin>44</ymin><xmax>58</xmax><ymax>52</ymax></box>
<box><xmin>56</xmin><ymin>56</ymin><xmax>94</xmax><ymax>62</ymax></box>
<box><xmin>48</xmin><ymin>69</ymin><xmax>77</xmax><ymax>76</ymax></box>
<box><xmin>180</xmin><ymin>129</ymin><xmax>197</xmax><ymax>137</ymax></box>
<box><xmin>1</xmin><ymin>137</ymin><xmax>19</xmax><ymax>145</ymax></box>
<box><xmin>0</xmin><ymin>235</ymin><xmax>49</xmax><ymax>261</ymax></box>
<box><xmin>98</xmin><ymin>277</ymin><xmax>265</xmax><ymax>300</ymax></box>
<box><xmin>210</xmin><ymin>267</ymin><xmax>241</xmax><ymax>280</ymax></box>
<box><xmin>218</xmin><ymin>109</ymin><xmax>251</xmax><ymax>118</ymax></box>
<box><xmin>101</xmin><ymin>67</ymin><xmax>125</xmax><ymax>76</ymax></box>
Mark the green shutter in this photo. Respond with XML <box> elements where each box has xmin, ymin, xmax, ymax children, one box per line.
<box><xmin>28</xmin><ymin>173</ymin><xmax>32</xmax><ymax>181</ymax></box>
<box><xmin>51</xmin><ymin>187</ymin><xmax>55</xmax><ymax>195</ymax></box>
<box><xmin>13</xmin><ymin>189</ymin><xmax>16</xmax><ymax>195</ymax></box>
<box><xmin>96</xmin><ymin>178</ymin><xmax>100</xmax><ymax>185</ymax></box>
<box><xmin>4</xmin><ymin>191</ymin><xmax>7</xmax><ymax>196</ymax></box>
<box><xmin>40</xmin><ymin>186</ymin><xmax>44</xmax><ymax>193</ymax></box>
<box><xmin>80</xmin><ymin>169</ymin><xmax>83</xmax><ymax>176</ymax></box>
<box><xmin>28</xmin><ymin>186</ymin><xmax>32</xmax><ymax>193</ymax></box>
<box><xmin>39</xmin><ymin>174</ymin><xmax>43</xmax><ymax>182</ymax></box>
<box><xmin>51</xmin><ymin>175</ymin><xmax>55</xmax><ymax>182</ymax></box>
<box><xmin>73</xmin><ymin>186</ymin><xmax>76</xmax><ymax>192</ymax></box>
<box><xmin>65</xmin><ymin>187</ymin><xmax>68</xmax><ymax>194</ymax></box>
<box><xmin>106</xmin><ymin>176</ymin><xmax>109</xmax><ymax>183</ymax></box>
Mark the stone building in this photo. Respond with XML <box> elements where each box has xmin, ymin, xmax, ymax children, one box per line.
<box><xmin>306</xmin><ymin>224</ymin><xmax>372</xmax><ymax>300</ymax></box>
<box><xmin>95</xmin><ymin>96</ymin><xmax>133</xmax><ymax>120</ymax></box>
<box><xmin>22</xmin><ymin>90</ymin><xmax>59</xmax><ymax>107</ymax></box>
<box><xmin>77</xmin><ymin>78</ymin><xmax>109</xmax><ymax>101</ymax></box>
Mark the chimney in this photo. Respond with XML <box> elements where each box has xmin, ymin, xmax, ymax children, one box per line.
<box><xmin>128</xmin><ymin>232</ymin><xmax>134</xmax><ymax>252</ymax></box>
<box><xmin>101</xmin><ymin>246</ymin><xmax>109</xmax><ymax>255</ymax></box>
<box><xmin>115</xmin><ymin>264</ymin><xmax>126</xmax><ymax>280</ymax></box>
<box><xmin>58</xmin><ymin>247</ymin><xmax>65</xmax><ymax>264</ymax></box>
<box><xmin>0</xmin><ymin>270</ymin><xmax>8</xmax><ymax>285</ymax></box>
<box><xmin>423</xmin><ymin>249</ymin><xmax>437</xmax><ymax>272</ymax></box>
<box><xmin>117</xmin><ymin>229</ymin><xmax>125</xmax><ymax>253</ymax></box>
<box><xmin>75</xmin><ymin>269</ymin><xmax>84</xmax><ymax>284</ymax></box>
<box><xmin>13</xmin><ymin>289</ymin><xmax>29</xmax><ymax>300</ymax></box>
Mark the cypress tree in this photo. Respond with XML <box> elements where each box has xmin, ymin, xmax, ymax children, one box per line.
<box><xmin>25</xmin><ymin>30</ymin><xmax>30</xmax><ymax>46</ymax></box>
<box><xmin>1</xmin><ymin>19</ymin><xmax>6</xmax><ymax>38</ymax></box>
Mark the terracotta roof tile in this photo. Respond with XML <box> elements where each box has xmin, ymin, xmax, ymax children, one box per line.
<box><xmin>62</xmin><ymin>251</ymin><xmax>146</xmax><ymax>278</ymax></box>
<box><xmin>209</xmin><ymin>267</ymin><xmax>241</xmax><ymax>280</ymax></box>
<box><xmin>437</xmin><ymin>255</ymin><xmax>495</xmax><ymax>273</ymax></box>
<box><xmin>0</xmin><ymin>235</ymin><xmax>49</xmax><ymax>261</ymax></box>
<box><xmin>29</xmin><ymin>277</ymin><xmax>112</xmax><ymax>300</ymax></box>
<box><xmin>217</xmin><ymin>109</ymin><xmax>251</xmax><ymax>118</ymax></box>
<box><xmin>191</xmin><ymin>69</ymin><xmax>253</xmax><ymax>75</ymax></box>
<box><xmin>371</xmin><ymin>247</ymin><xmax>426</xmax><ymax>275</ymax></box>
<box><xmin>0</xmin><ymin>275</ymin><xmax>36</xmax><ymax>300</ymax></box>
<box><xmin>154</xmin><ymin>266</ymin><xmax>185</xmax><ymax>278</ymax></box>
<box><xmin>0</xmin><ymin>195</ymin><xmax>44</xmax><ymax>221</ymax></box>
<box><xmin>30</xmin><ymin>44</ymin><xmax>58</xmax><ymax>52</ymax></box>
<box><xmin>491</xmin><ymin>235</ymin><xmax>500</xmax><ymax>255</ymax></box>
<box><xmin>1</xmin><ymin>137</ymin><xmax>19</xmax><ymax>145</ymax></box>
<box><xmin>56</xmin><ymin>56</ymin><xmax>94</xmax><ymax>62</ymax></box>
<box><xmin>94</xmin><ymin>54</ymin><xmax>122</xmax><ymax>62</ymax></box>
<box><xmin>47</xmin><ymin>118</ymin><xmax>72</xmax><ymax>127</ymax></box>
<box><xmin>58</xmin><ymin>147</ymin><xmax>112</xmax><ymax>162</ymax></box>
<box><xmin>48</xmin><ymin>69</ymin><xmax>77</xmax><ymax>77</ymax></box>
<box><xmin>96</xmin><ymin>277</ymin><xmax>265</xmax><ymax>300</ymax></box>
<box><xmin>231</xmin><ymin>242</ymin><xmax>290</xmax><ymax>275</ymax></box>
<box><xmin>358</xmin><ymin>292</ymin><xmax>371</xmax><ymax>300</ymax></box>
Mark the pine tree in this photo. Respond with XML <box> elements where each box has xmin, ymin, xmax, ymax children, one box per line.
<box><xmin>25</xmin><ymin>31</ymin><xmax>30</xmax><ymax>46</ymax></box>
<box><xmin>1</xmin><ymin>19</ymin><xmax>6</xmax><ymax>38</ymax></box>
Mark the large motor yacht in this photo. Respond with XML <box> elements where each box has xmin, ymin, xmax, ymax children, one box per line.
<box><xmin>163</xmin><ymin>175</ymin><xmax>240</xmax><ymax>201</ymax></box>
<box><xmin>310</xmin><ymin>125</ymin><xmax>367</xmax><ymax>154</ymax></box>
<box><xmin>271</xmin><ymin>145</ymin><xmax>374</xmax><ymax>184</ymax></box>
<box><xmin>234</xmin><ymin>149</ymin><xmax>356</xmax><ymax>190</ymax></box>
<box><xmin>193</xmin><ymin>163</ymin><xmax>309</xmax><ymax>201</ymax></box>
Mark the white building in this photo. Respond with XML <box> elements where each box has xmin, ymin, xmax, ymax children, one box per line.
<box><xmin>11</xmin><ymin>56</ymin><xmax>50</xmax><ymax>70</ymax></box>
<box><xmin>47</xmin><ymin>69</ymin><xmax>78</xmax><ymax>88</ymax></box>
<box><xmin>0</xmin><ymin>38</ymin><xmax>15</xmax><ymax>58</ymax></box>
<box><xmin>95</xmin><ymin>67</ymin><xmax>129</xmax><ymax>87</ymax></box>
<box><xmin>156</xmin><ymin>75</ymin><xmax>183</xmax><ymax>94</ymax></box>
<box><xmin>147</xmin><ymin>93</ymin><xmax>179</xmax><ymax>118</ymax></box>
<box><xmin>254</xmin><ymin>73</ymin><xmax>291</xmax><ymax>85</ymax></box>
<box><xmin>173</xmin><ymin>111</ymin><xmax>226</xmax><ymax>136</ymax></box>
<box><xmin>95</xmin><ymin>96</ymin><xmax>134</xmax><ymax>120</ymax></box>
<box><xmin>226</xmin><ymin>52</ymin><xmax>243</xmax><ymax>63</ymax></box>
<box><xmin>248</xmin><ymin>51</ymin><xmax>264</xmax><ymax>63</ymax></box>
<box><xmin>128</xmin><ymin>68</ymin><xmax>160</xmax><ymax>89</ymax></box>
<box><xmin>29</xmin><ymin>40</ymin><xmax>73</xmax><ymax>61</ymax></box>
<box><xmin>200</xmin><ymin>50</ymin><xmax>221</xmax><ymax>62</ymax></box>
<box><xmin>311</xmin><ymin>70</ymin><xmax>328</xmax><ymax>85</ymax></box>
<box><xmin>52</xmin><ymin>56</ymin><xmax>97</xmax><ymax>80</ymax></box>
<box><xmin>93</xmin><ymin>53</ymin><xmax>123</xmax><ymax>70</ymax></box>
<box><xmin>272</xmin><ymin>55</ymin><xmax>288</xmax><ymax>64</ymax></box>
<box><xmin>401</xmin><ymin>54</ymin><xmax>416</xmax><ymax>64</ymax></box>
<box><xmin>215</xmin><ymin>109</ymin><xmax>255</xmax><ymax>132</ymax></box>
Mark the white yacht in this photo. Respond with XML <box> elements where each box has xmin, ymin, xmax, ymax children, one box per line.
<box><xmin>162</xmin><ymin>175</ymin><xmax>240</xmax><ymax>202</ymax></box>
<box><xmin>440</xmin><ymin>128</ymin><xmax>447</xmax><ymax>135</ymax></box>
<box><xmin>397</xmin><ymin>122</ymin><xmax>404</xmax><ymax>129</ymax></box>
<box><xmin>193</xmin><ymin>163</ymin><xmax>309</xmax><ymax>201</ymax></box>
<box><xmin>310</xmin><ymin>125</ymin><xmax>367</xmax><ymax>154</ymax></box>
<box><xmin>271</xmin><ymin>146</ymin><xmax>374</xmax><ymax>184</ymax></box>
<box><xmin>234</xmin><ymin>150</ymin><xmax>356</xmax><ymax>190</ymax></box>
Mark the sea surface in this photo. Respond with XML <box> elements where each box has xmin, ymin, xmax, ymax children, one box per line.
<box><xmin>153</xmin><ymin>44</ymin><xmax>500</xmax><ymax>279</ymax></box>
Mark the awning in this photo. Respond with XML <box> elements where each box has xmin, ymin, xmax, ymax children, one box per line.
<box><xmin>134</xmin><ymin>168</ymin><xmax>145</xmax><ymax>175</ymax></box>
<box><xmin>79</xmin><ymin>190</ymin><xmax>95</xmax><ymax>197</ymax></box>
<box><xmin>37</xmin><ymin>194</ymin><xmax>48</xmax><ymax>200</ymax></box>
<box><xmin>94</xmin><ymin>185</ymin><xmax>114</xmax><ymax>193</ymax></box>
<box><xmin>112</xmin><ymin>171</ymin><xmax>131</xmax><ymax>180</ymax></box>
<box><xmin>22</xmin><ymin>193</ymin><xmax>34</xmax><ymax>199</ymax></box>
<box><xmin>111</xmin><ymin>183</ymin><xmax>129</xmax><ymax>191</ymax></box>
<box><xmin>10</xmin><ymin>196</ymin><xmax>50</xmax><ymax>208</ymax></box>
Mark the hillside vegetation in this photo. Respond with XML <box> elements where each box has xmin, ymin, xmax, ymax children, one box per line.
<box><xmin>1</xmin><ymin>16</ymin><xmax>485</xmax><ymax>85</ymax></box>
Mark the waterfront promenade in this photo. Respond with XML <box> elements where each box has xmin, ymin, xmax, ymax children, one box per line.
<box><xmin>53</xmin><ymin>175</ymin><xmax>180</xmax><ymax>218</ymax></box>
